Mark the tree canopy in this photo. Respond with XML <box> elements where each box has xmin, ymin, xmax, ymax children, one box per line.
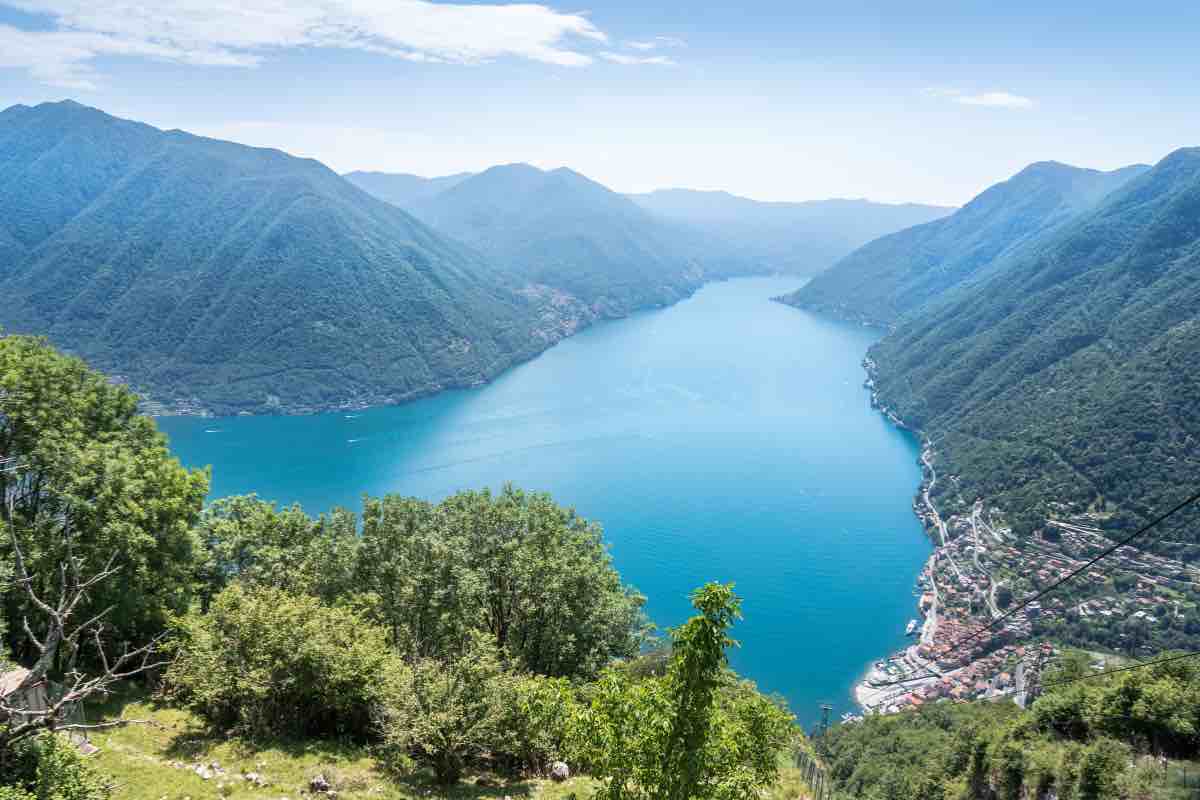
<box><xmin>0</xmin><ymin>333</ymin><xmax>208</xmax><ymax>650</ymax></box>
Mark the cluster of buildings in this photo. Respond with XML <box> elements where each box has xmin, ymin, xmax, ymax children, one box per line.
<box><xmin>856</xmin><ymin>386</ymin><xmax>1200</xmax><ymax>723</ymax></box>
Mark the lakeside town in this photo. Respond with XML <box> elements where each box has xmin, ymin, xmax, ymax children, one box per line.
<box><xmin>852</xmin><ymin>363</ymin><xmax>1200</xmax><ymax>719</ymax></box>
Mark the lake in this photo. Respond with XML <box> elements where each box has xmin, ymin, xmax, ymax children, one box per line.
<box><xmin>158</xmin><ymin>275</ymin><xmax>929</xmax><ymax>730</ymax></box>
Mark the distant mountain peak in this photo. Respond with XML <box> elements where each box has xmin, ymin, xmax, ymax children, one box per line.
<box><xmin>0</xmin><ymin>100</ymin><xmax>564</xmax><ymax>415</ymax></box>
<box><xmin>782</xmin><ymin>158</ymin><xmax>1151</xmax><ymax>326</ymax></box>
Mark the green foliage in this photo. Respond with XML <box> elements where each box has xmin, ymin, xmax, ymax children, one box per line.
<box><xmin>163</xmin><ymin>585</ymin><xmax>404</xmax><ymax>740</ymax></box>
<box><xmin>376</xmin><ymin>634</ymin><xmax>509</xmax><ymax>785</ymax></box>
<box><xmin>819</xmin><ymin>702</ymin><xmax>1020</xmax><ymax>799</ymax></box>
<box><xmin>193</xmin><ymin>494</ymin><xmax>359</xmax><ymax>608</ymax></box>
<box><xmin>1078</xmin><ymin>737</ymin><xmax>1129</xmax><ymax>800</ymax></box>
<box><xmin>570</xmin><ymin>583</ymin><xmax>795</xmax><ymax>800</ymax></box>
<box><xmin>356</xmin><ymin>486</ymin><xmax>648</xmax><ymax>678</ymax></box>
<box><xmin>0</xmin><ymin>101</ymin><xmax>582</xmax><ymax>415</ymax></box>
<box><xmin>492</xmin><ymin>673</ymin><xmax>579</xmax><ymax>775</ymax></box>
<box><xmin>191</xmin><ymin>486</ymin><xmax>649</xmax><ymax>682</ymax></box>
<box><xmin>1032</xmin><ymin>650</ymin><xmax>1200</xmax><ymax>757</ymax></box>
<box><xmin>0</xmin><ymin>733</ymin><xmax>112</xmax><ymax>800</ymax></box>
<box><xmin>821</xmin><ymin>648</ymin><xmax>1200</xmax><ymax>800</ymax></box>
<box><xmin>0</xmin><ymin>333</ymin><xmax>208</xmax><ymax>650</ymax></box>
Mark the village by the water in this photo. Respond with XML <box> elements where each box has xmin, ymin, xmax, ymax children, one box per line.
<box><xmin>851</xmin><ymin>374</ymin><xmax>1200</xmax><ymax>722</ymax></box>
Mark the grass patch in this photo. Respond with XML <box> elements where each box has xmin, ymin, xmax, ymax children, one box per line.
<box><xmin>82</xmin><ymin>685</ymin><xmax>595</xmax><ymax>800</ymax></box>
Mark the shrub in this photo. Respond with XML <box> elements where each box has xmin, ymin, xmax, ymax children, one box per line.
<box><xmin>568</xmin><ymin>583</ymin><xmax>795</xmax><ymax>800</ymax></box>
<box><xmin>1078</xmin><ymin>738</ymin><xmax>1129</xmax><ymax>800</ymax></box>
<box><xmin>0</xmin><ymin>733</ymin><xmax>111</xmax><ymax>800</ymax></box>
<box><xmin>376</xmin><ymin>635</ymin><xmax>508</xmax><ymax>785</ymax></box>
<box><xmin>163</xmin><ymin>584</ymin><xmax>403</xmax><ymax>739</ymax></box>
<box><xmin>492</xmin><ymin>673</ymin><xmax>579</xmax><ymax>775</ymax></box>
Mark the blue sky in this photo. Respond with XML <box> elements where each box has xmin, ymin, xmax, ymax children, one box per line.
<box><xmin>2</xmin><ymin>0</ymin><xmax>1198</xmax><ymax>205</ymax></box>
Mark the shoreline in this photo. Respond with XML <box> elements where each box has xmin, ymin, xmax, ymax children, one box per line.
<box><xmin>140</xmin><ymin>274</ymin><xmax>805</xmax><ymax>420</ymax></box>
<box><xmin>852</xmin><ymin>356</ymin><xmax>1031</xmax><ymax>717</ymax></box>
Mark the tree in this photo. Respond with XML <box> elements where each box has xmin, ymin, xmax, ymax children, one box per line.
<box><xmin>163</xmin><ymin>585</ymin><xmax>402</xmax><ymax>740</ymax></box>
<box><xmin>193</xmin><ymin>495</ymin><xmax>358</xmax><ymax>609</ymax></box>
<box><xmin>1</xmin><ymin>525</ymin><xmax>164</xmax><ymax>766</ymax></box>
<box><xmin>0</xmin><ymin>335</ymin><xmax>208</xmax><ymax>650</ymax></box>
<box><xmin>1077</xmin><ymin>738</ymin><xmax>1128</xmax><ymax>800</ymax></box>
<box><xmin>376</xmin><ymin>634</ymin><xmax>508</xmax><ymax>785</ymax></box>
<box><xmin>356</xmin><ymin>486</ymin><xmax>649</xmax><ymax>677</ymax></box>
<box><xmin>492</xmin><ymin>673</ymin><xmax>578</xmax><ymax>776</ymax></box>
<box><xmin>570</xmin><ymin>583</ymin><xmax>795</xmax><ymax>800</ymax></box>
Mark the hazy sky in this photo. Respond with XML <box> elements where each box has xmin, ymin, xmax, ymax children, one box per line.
<box><xmin>2</xmin><ymin>0</ymin><xmax>1198</xmax><ymax>205</ymax></box>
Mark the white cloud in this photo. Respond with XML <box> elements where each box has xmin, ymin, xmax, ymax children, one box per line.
<box><xmin>922</xmin><ymin>87</ymin><xmax>1034</xmax><ymax>109</ymax></box>
<box><xmin>0</xmin><ymin>0</ymin><xmax>613</xmax><ymax>88</ymax></box>
<box><xmin>625</xmin><ymin>36</ymin><xmax>685</xmax><ymax>51</ymax></box>
<box><xmin>955</xmin><ymin>91</ymin><xmax>1034</xmax><ymax>109</ymax></box>
<box><xmin>599</xmin><ymin>52</ymin><xmax>675</xmax><ymax>66</ymax></box>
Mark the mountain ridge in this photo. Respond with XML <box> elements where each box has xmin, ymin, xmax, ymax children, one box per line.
<box><xmin>629</xmin><ymin>188</ymin><xmax>956</xmax><ymax>276</ymax></box>
<box><xmin>0</xmin><ymin>100</ymin><xmax>590</xmax><ymax>415</ymax></box>
<box><xmin>395</xmin><ymin>162</ymin><xmax>733</xmax><ymax>317</ymax></box>
<box><xmin>779</xmin><ymin>160</ymin><xmax>1151</xmax><ymax>326</ymax></box>
<box><xmin>867</xmin><ymin>146</ymin><xmax>1200</xmax><ymax>551</ymax></box>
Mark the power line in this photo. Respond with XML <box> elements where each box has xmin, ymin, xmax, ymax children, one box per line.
<box><xmin>980</xmin><ymin>648</ymin><xmax>1200</xmax><ymax>706</ymax></box>
<box><xmin>875</xmin><ymin>487</ymin><xmax>1200</xmax><ymax>688</ymax></box>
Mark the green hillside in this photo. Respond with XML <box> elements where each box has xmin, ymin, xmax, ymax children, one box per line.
<box><xmin>819</xmin><ymin>650</ymin><xmax>1200</xmax><ymax>800</ymax></box>
<box><xmin>868</xmin><ymin>147</ymin><xmax>1200</xmax><ymax>552</ymax></box>
<box><xmin>781</xmin><ymin>162</ymin><xmax>1148</xmax><ymax>326</ymax></box>
<box><xmin>401</xmin><ymin>164</ymin><xmax>749</xmax><ymax>316</ymax></box>
<box><xmin>0</xmin><ymin>101</ymin><xmax>584</xmax><ymax>415</ymax></box>
<box><xmin>629</xmin><ymin>189</ymin><xmax>955</xmax><ymax>276</ymax></box>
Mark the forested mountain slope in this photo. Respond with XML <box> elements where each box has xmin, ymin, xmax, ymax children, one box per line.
<box><xmin>781</xmin><ymin>162</ymin><xmax>1149</xmax><ymax>326</ymax></box>
<box><xmin>399</xmin><ymin>164</ymin><xmax>752</xmax><ymax>316</ymax></box>
<box><xmin>0</xmin><ymin>101</ymin><xmax>583</xmax><ymax>415</ymax></box>
<box><xmin>630</xmin><ymin>189</ymin><xmax>954</xmax><ymax>275</ymax></box>
<box><xmin>342</xmin><ymin>170</ymin><xmax>473</xmax><ymax>208</ymax></box>
<box><xmin>869</xmin><ymin>147</ymin><xmax>1200</xmax><ymax>552</ymax></box>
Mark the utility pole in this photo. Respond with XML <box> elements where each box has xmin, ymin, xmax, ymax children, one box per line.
<box><xmin>818</xmin><ymin>703</ymin><xmax>833</xmax><ymax>737</ymax></box>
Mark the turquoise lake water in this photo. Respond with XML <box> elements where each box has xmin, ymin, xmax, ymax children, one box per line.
<box><xmin>157</xmin><ymin>275</ymin><xmax>929</xmax><ymax>730</ymax></box>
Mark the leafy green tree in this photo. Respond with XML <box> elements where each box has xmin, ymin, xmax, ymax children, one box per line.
<box><xmin>1077</xmin><ymin>738</ymin><xmax>1128</xmax><ymax>800</ymax></box>
<box><xmin>376</xmin><ymin>634</ymin><xmax>508</xmax><ymax>785</ymax></box>
<box><xmin>911</xmin><ymin>773</ymin><xmax>946</xmax><ymax>800</ymax></box>
<box><xmin>193</xmin><ymin>495</ymin><xmax>358</xmax><ymax>608</ymax></box>
<box><xmin>356</xmin><ymin>486</ymin><xmax>648</xmax><ymax>677</ymax></box>
<box><xmin>163</xmin><ymin>585</ymin><xmax>403</xmax><ymax>740</ymax></box>
<box><xmin>492</xmin><ymin>673</ymin><xmax>579</xmax><ymax>776</ymax></box>
<box><xmin>0</xmin><ymin>335</ymin><xmax>208</xmax><ymax>650</ymax></box>
<box><xmin>992</xmin><ymin>737</ymin><xmax>1026</xmax><ymax>800</ymax></box>
<box><xmin>570</xmin><ymin>583</ymin><xmax>794</xmax><ymax>800</ymax></box>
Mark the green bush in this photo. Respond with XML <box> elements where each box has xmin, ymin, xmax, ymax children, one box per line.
<box><xmin>376</xmin><ymin>634</ymin><xmax>508</xmax><ymax>785</ymax></box>
<box><xmin>492</xmin><ymin>673</ymin><xmax>579</xmax><ymax>775</ymax></box>
<box><xmin>1078</xmin><ymin>737</ymin><xmax>1129</xmax><ymax>800</ymax></box>
<box><xmin>569</xmin><ymin>583</ymin><xmax>795</xmax><ymax>800</ymax></box>
<box><xmin>163</xmin><ymin>584</ymin><xmax>403</xmax><ymax>739</ymax></box>
<box><xmin>0</xmin><ymin>733</ymin><xmax>111</xmax><ymax>800</ymax></box>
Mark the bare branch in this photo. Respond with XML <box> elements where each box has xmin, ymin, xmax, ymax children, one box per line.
<box><xmin>2</xmin><ymin>525</ymin><xmax>159</xmax><ymax>751</ymax></box>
